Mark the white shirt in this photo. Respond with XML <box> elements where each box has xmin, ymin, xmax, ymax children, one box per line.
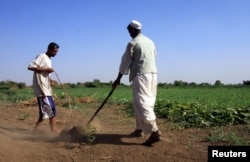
<box><xmin>28</xmin><ymin>53</ymin><xmax>52</xmax><ymax>97</ymax></box>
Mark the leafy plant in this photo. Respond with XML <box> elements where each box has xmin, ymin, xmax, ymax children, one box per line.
<box><xmin>153</xmin><ymin>100</ymin><xmax>250</xmax><ymax>129</ymax></box>
<box><xmin>86</xmin><ymin>126</ymin><xmax>96</xmax><ymax>145</ymax></box>
<box><xmin>206</xmin><ymin>127</ymin><xmax>249</xmax><ymax>145</ymax></box>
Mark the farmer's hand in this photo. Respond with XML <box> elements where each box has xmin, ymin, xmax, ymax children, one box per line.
<box><xmin>37</xmin><ymin>67</ymin><xmax>54</xmax><ymax>73</ymax></box>
<box><xmin>50</xmin><ymin>79</ymin><xmax>55</xmax><ymax>87</ymax></box>
<box><xmin>45</xmin><ymin>68</ymin><xmax>54</xmax><ymax>73</ymax></box>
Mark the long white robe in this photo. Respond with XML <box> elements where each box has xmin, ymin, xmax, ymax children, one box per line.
<box><xmin>118</xmin><ymin>33</ymin><xmax>159</xmax><ymax>134</ymax></box>
<box><xmin>132</xmin><ymin>73</ymin><xmax>158</xmax><ymax>134</ymax></box>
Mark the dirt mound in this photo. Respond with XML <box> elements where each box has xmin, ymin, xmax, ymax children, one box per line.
<box><xmin>58</xmin><ymin>126</ymin><xmax>89</xmax><ymax>142</ymax></box>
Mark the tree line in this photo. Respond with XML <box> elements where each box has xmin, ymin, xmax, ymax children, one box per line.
<box><xmin>1</xmin><ymin>79</ymin><xmax>250</xmax><ymax>89</ymax></box>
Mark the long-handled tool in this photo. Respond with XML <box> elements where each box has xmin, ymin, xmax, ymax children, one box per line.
<box><xmin>87</xmin><ymin>85</ymin><xmax>117</xmax><ymax>126</ymax></box>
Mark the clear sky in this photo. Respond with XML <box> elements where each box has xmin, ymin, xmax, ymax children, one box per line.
<box><xmin>0</xmin><ymin>0</ymin><xmax>249</xmax><ymax>85</ymax></box>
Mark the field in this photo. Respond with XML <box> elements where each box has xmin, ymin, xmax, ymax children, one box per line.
<box><xmin>0</xmin><ymin>86</ymin><xmax>250</xmax><ymax>161</ymax></box>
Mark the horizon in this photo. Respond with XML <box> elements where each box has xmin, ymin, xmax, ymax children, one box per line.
<box><xmin>0</xmin><ymin>78</ymin><xmax>247</xmax><ymax>86</ymax></box>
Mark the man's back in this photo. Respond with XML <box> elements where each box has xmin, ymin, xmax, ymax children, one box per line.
<box><xmin>129</xmin><ymin>33</ymin><xmax>157</xmax><ymax>81</ymax></box>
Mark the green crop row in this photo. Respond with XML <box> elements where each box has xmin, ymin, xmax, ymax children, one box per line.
<box><xmin>154</xmin><ymin>100</ymin><xmax>249</xmax><ymax>128</ymax></box>
<box><xmin>1</xmin><ymin>86</ymin><xmax>249</xmax><ymax>129</ymax></box>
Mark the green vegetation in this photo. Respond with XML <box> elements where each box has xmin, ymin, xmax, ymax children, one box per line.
<box><xmin>206</xmin><ymin>127</ymin><xmax>248</xmax><ymax>145</ymax></box>
<box><xmin>154</xmin><ymin>87</ymin><xmax>250</xmax><ymax>128</ymax></box>
<box><xmin>1</xmin><ymin>80</ymin><xmax>249</xmax><ymax>145</ymax></box>
<box><xmin>1</xmin><ymin>80</ymin><xmax>250</xmax><ymax>130</ymax></box>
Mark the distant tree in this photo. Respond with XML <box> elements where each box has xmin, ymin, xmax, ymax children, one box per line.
<box><xmin>93</xmin><ymin>79</ymin><xmax>100</xmax><ymax>83</ymax></box>
<box><xmin>189</xmin><ymin>82</ymin><xmax>197</xmax><ymax>86</ymax></box>
<box><xmin>243</xmin><ymin>80</ymin><xmax>250</xmax><ymax>85</ymax></box>
<box><xmin>173</xmin><ymin>80</ymin><xmax>188</xmax><ymax>86</ymax></box>
<box><xmin>85</xmin><ymin>82</ymin><xmax>94</xmax><ymax>88</ymax></box>
<box><xmin>70</xmin><ymin>83</ymin><xmax>77</xmax><ymax>88</ymax></box>
<box><xmin>6</xmin><ymin>80</ymin><xmax>16</xmax><ymax>86</ymax></box>
<box><xmin>17</xmin><ymin>82</ymin><xmax>26</xmax><ymax>89</ymax></box>
<box><xmin>158</xmin><ymin>82</ymin><xmax>168</xmax><ymax>87</ymax></box>
<box><xmin>214</xmin><ymin>80</ymin><xmax>223</xmax><ymax>86</ymax></box>
<box><xmin>199</xmin><ymin>82</ymin><xmax>211</xmax><ymax>87</ymax></box>
<box><xmin>85</xmin><ymin>79</ymin><xmax>101</xmax><ymax>88</ymax></box>
<box><xmin>76</xmin><ymin>82</ymin><xmax>85</xmax><ymax>87</ymax></box>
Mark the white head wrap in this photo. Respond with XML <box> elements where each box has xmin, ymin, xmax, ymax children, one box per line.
<box><xmin>130</xmin><ymin>20</ymin><xmax>142</xmax><ymax>30</ymax></box>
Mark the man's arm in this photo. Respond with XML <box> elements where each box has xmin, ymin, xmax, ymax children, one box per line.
<box><xmin>28</xmin><ymin>66</ymin><xmax>54</xmax><ymax>73</ymax></box>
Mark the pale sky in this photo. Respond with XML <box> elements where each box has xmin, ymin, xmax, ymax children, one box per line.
<box><xmin>0</xmin><ymin>0</ymin><xmax>249</xmax><ymax>85</ymax></box>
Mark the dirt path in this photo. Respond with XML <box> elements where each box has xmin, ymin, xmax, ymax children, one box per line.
<box><xmin>0</xmin><ymin>102</ymin><xmax>219</xmax><ymax>162</ymax></box>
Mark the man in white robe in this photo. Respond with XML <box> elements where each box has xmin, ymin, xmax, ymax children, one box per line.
<box><xmin>113</xmin><ymin>20</ymin><xmax>162</xmax><ymax>146</ymax></box>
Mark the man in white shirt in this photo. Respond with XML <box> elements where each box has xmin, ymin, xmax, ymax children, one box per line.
<box><xmin>113</xmin><ymin>20</ymin><xmax>162</xmax><ymax>146</ymax></box>
<box><xmin>28</xmin><ymin>42</ymin><xmax>60</xmax><ymax>134</ymax></box>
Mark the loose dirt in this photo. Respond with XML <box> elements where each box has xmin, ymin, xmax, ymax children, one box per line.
<box><xmin>0</xmin><ymin>101</ymin><xmax>248</xmax><ymax>162</ymax></box>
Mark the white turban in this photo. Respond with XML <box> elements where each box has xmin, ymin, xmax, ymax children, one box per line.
<box><xmin>130</xmin><ymin>20</ymin><xmax>142</xmax><ymax>30</ymax></box>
